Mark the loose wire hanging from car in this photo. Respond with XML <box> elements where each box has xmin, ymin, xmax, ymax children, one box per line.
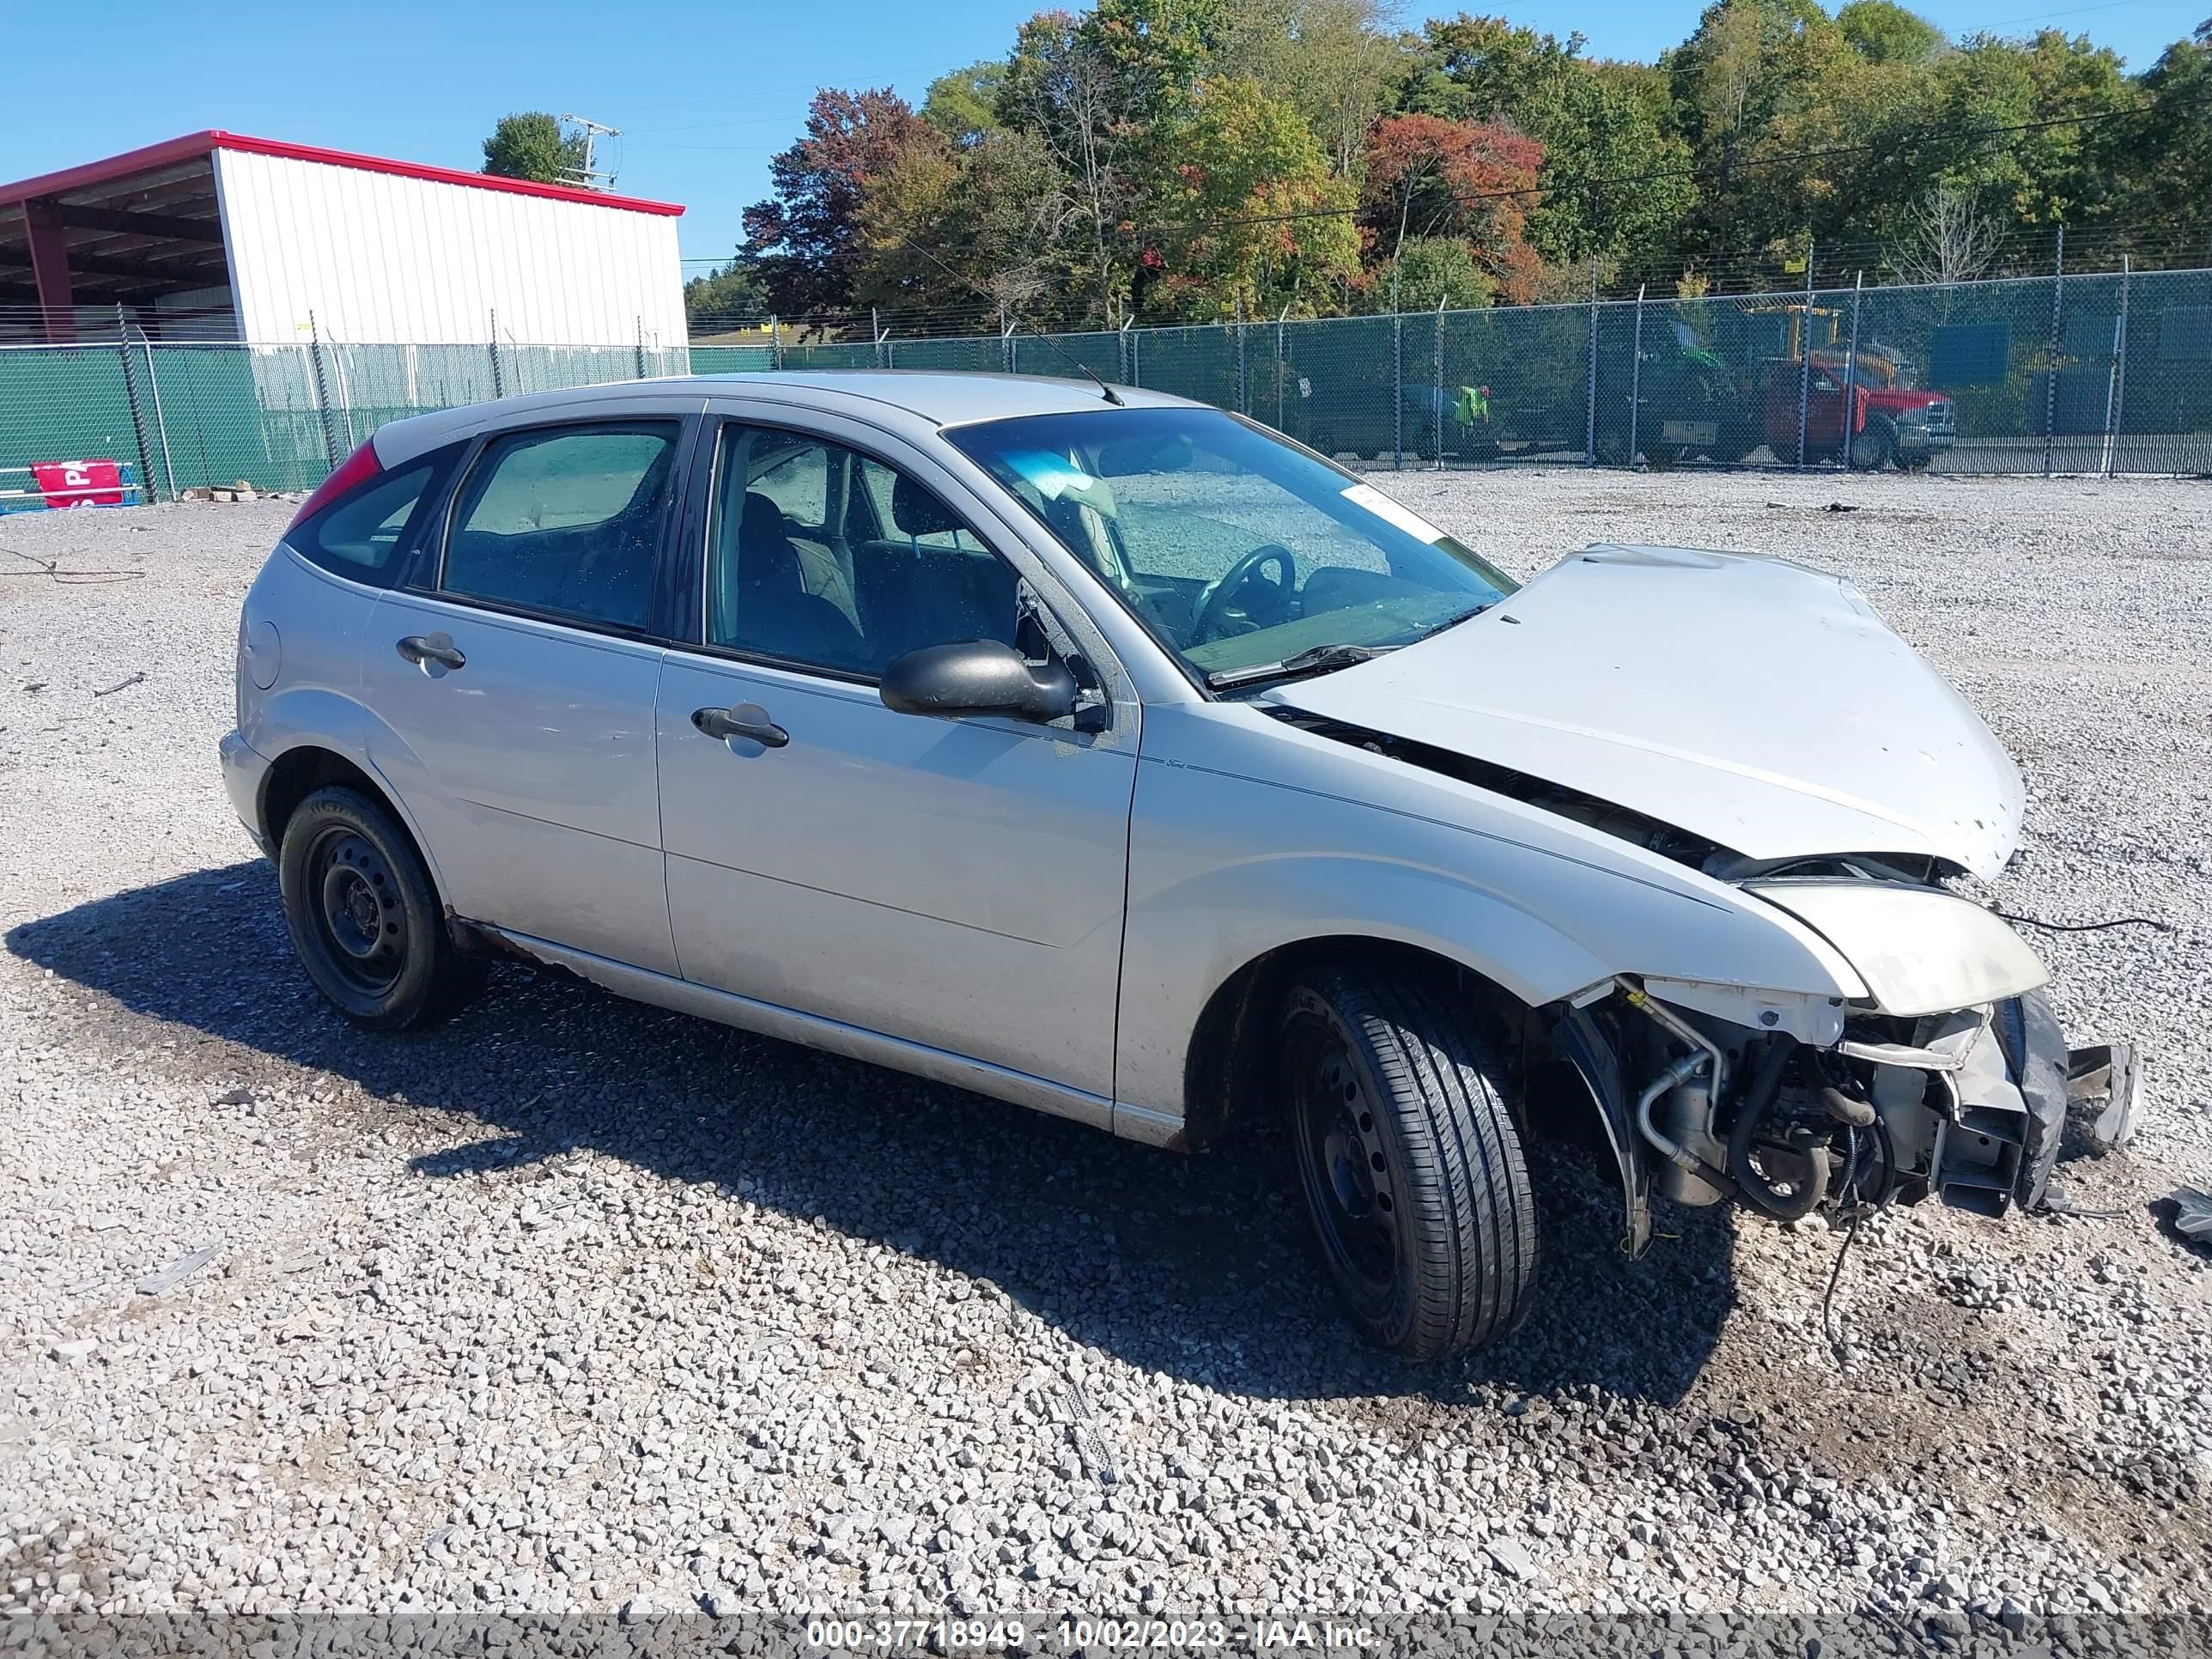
<box><xmin>1990</xmin><ymin>908</ymin><xmax>2173</xmax><ymax>934</ymax></box>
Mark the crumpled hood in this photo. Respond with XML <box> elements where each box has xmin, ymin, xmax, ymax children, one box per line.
<box><xmin>1268</xmin><ymin>544</ymin><xmax>2024</xmax><ymax>879</ymax></box>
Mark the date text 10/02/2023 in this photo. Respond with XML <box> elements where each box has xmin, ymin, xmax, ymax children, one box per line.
<box><xmin>804</xmin><ymin>1619</ymin><xmax>1381</xmax><ymax>1650</ymax></box>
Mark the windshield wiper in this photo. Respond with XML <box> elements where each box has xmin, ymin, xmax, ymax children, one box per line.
<box><xmin>1205</xmin><ymin>641</ymin><xmax>1395</xmax><ymax>690</ymax></box>
<box><xmin>1415</xmin><ymin>601</ymin><xmax>1498</xmax><ymax>641</ymax></box>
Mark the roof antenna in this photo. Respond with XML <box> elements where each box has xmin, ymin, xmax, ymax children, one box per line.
<box><xmin>893</xmin><ymin>234</ymin><xmax>1131</xmax><ymax>404</ymax></box>
<box><xmin>1077</xmin><ymin>362</ymin><xmax>1126</xmax><ymax>406</ymax></box>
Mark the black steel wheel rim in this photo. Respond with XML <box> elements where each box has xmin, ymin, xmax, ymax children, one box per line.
<box><xmin>1288</xmin><ymin>1019</ymin><xmax>1400</xmax><ymax>1292</ymax></box>
<box><xmin>307</xmin><ymin>827</ymin><xmax>406</xmax><ymax>995</ymax></box>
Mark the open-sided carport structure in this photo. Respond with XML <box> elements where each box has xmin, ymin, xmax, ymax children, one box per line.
<box><xmin>0</xmin><ymin>137</ymin><xmax>230</xmax><ymax>337</ymax></box>
<box><xmin>0</xmin><ymin>131</ymin><xmax>685</xmax><ymax>347</ymax></box>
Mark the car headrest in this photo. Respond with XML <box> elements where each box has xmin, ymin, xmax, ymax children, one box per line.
<box><xmin>738</xmin><ymin>491</ymin><xmax>800</xmax><ymax>591</ymax></box>
<box><xmin>891</xmin><ymin>472</ymin><xmax>963</xmax><ymax>539</ymax></box>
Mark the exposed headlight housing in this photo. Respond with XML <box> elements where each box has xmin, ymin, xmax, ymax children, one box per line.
<box><xmin>1745</xmin><ymin>881</ymin><xmax>2048</xmax><ymax>1018</ymax></box>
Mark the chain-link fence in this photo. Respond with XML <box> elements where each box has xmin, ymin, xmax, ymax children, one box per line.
<box><xmin>5</xmin><ymin>270</ymin><xmax>2209</xmax><ymax>512</ymax></box>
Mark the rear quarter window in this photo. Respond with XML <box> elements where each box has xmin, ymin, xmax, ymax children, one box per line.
<box><xmin>289</xmin><ymin>449</ymin><xmax>453</xmax><ymax>587</ymax></box>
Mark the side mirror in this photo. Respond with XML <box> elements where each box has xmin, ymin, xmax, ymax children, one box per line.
<box><xmin>879</xmin><ymin>640</ymin><xmax>1079</xmax><ymax>726</ymax></box>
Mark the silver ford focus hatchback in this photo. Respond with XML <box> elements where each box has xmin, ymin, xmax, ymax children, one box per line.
<box><xmin>222</xmin><ymin>371</ymin><xmax>2131</xmax><ymax>1359</ymax></box>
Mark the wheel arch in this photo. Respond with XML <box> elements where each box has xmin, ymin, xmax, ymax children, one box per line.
<box><xmin>257</xmin><ymin>742</ymin><xmax>450</xmax><ymax>915</ymax></box>
<box><xmin>1176</xmin><ymin>933</ymin><xmax>1652</xmax><ymax>1255</ymax></box>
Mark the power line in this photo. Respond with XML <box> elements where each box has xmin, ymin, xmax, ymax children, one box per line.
<box><xmin>595</xmin><ymin>59</ymin><xmax>973</xmax><ymax>120</ymax></box>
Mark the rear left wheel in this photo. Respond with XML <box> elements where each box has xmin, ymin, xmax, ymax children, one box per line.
<box><xmin>1281</xmin><ymin>963</ymin><xmax>1537</xmax><ymax>1359</ymax></box>
<box><xmin>1849</xmin><ymin>418</ymin><xmax>1896</xmax><ymax>471</ymax></box>
<box><xmin>278</xmin><ymin>785</ymin><xmax>487</xmax><ymax>1030</ymax></box>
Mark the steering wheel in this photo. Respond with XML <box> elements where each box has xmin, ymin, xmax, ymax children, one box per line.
<box><xmin>1191</xmin><ymin>543</ymin><xmax>1297</xmax><ymax>645</ymax></box>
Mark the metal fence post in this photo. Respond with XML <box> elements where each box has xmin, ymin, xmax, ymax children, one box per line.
<box><xmin>770</xmin><ymin>315</ymin><xmax>783</xmax><ymax>370</ymax></box>
<box><xmin>1002</xmin><ymin>313</ymin><xmax>1016</xmax><ymax>374</ymax></box>
<box><xmin>1236</xmin><ymin>298</ymin><xmax>1248</xmax><ymax>415</ymax></box>
<box><xmin>1392</xmin><ymin>309</ymin><xmax>1403</xmax><ymax>469</ymax></box>
<box><xmin>1840</xmin><ymin>272</ymin><xmax>1863</xmax><ymax>471</ymax></box>
<box><xmin>1433</xmin><ymin>297</ymin><xmax>1445</xmax><ymax>470</ymax></box>
<box><xmin>1627</xmin><ymin>284</ymin><xmax>1645</xmax><ymax>469</ymax></box>
<box><xmin>1585</xmin><ymin>258</ymin><xmax>1598</xmax><ymax>467</ymax></box>
<box><xmin>2044</xmin><ymin>227</ymin><xmax>2064</xmax><ymax>477</ymax></box>
<box><xmin>635</xmin><ymin>316</ymin><xmax>647</xmax><ymax>380</ymax></box>
<box><xmin>1120</xmin><ymin>315</ymin><xmax>1135</xmax><ymax>386</ymax></box>
<box><xmin>1275</xmin><ymin>306</ymin><xmax>1289</xmax><ymax>432</ymax></box>
<box><xmin>1796</xmin><ymin>243</ymin><xmax>1814</xmax><ymax>469</ymax></box>
<box><xmin>489</xmin><ymin>308</ymin><xmax>505</xmax><ymax>399</ymax></box>
<box><xmin>133</xmin><ymin>325</ymin><xmax>176</xmax><ymax>501</ymax></box>
<box><xmin>872</xmin><ymin>308</ymin><xmax>884</xmax><ymax>369</ymax></box>
<box><xmin>114</xmin><ymin>305</ymin><xmax>158</xmax><ymax>504</ymax></box>
<box><xmin>1129</xmin><ymin>322</ymin><xmax>1140</xmax><ymax>388</ymax></box>
<box><xmin>308</xmin><ymin>311</ymin><xmax>343</xmax><ymax>472</ymax></box>
<box><xmin>2106</xmin><ymin>255</ymin><xmax>2131</xmax><ymax>480</ymax></box>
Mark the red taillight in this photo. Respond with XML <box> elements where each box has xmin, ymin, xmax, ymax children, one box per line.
<box><xmin>286</xmin><ymin>439</ymin><xmax>383</xmax><ymax>533</ymax></box>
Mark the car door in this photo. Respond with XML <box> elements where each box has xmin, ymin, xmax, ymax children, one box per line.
<box><xmin>654</xmin><ymin>414</ymin><xmax>1138</xmax><ymax>1111</ymax></box>
<box><xmin>1807</xmin><ymin>367</ymin><xmax>1847</xmax><ymax>453</ymax></box>
<box><xmin>363</xmin><ymin>408</ymin><xmax>697</xmax><ymax>975</ymax></box>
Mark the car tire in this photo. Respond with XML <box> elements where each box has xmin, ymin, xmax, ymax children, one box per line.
<box><xmin>1849</xmin><ymin>419</ymin><xmax>1895</xmax><ymax>471</ymax></box>
<box><xmin>277</xmin><ymin>785</ymin><xmax>487</xmax><ymax>1030</ymax></box>
<box><xmin>1281</xmin><ymin>963</ymin><xmax>1537</xmax><ymax>1360</ymax></box>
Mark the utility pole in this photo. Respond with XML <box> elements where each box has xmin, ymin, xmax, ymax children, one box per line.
<box><xmin>558</xmin><ymin>115</ymin><xmax>622</xmax><ymax>191</ymax></box>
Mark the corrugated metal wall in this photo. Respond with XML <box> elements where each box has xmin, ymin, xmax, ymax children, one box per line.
<box><xmin>214</xmin><ymin>149</ymin><xmax>684</xmax><ymax>349</ymax></box>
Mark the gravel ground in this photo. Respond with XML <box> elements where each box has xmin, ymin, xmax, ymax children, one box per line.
<box><xmin>2</xmin><ymin>470</ymin><xmax>2209</xmax><ymax>1642</ymax></box>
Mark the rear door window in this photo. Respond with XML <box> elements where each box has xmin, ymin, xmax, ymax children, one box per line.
<box><xmin>292</xmin><ymin>457</ymin><xmax>446</xmax><ymax>586</ymax></box>
<box><xmin>441</xmin><ymin>422</ymin><xmax>679</xmax><ymax>630</ymax></box>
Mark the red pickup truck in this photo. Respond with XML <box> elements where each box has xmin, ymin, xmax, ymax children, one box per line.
<box><xmin>1753</xmin><ymin>356</ymin><xmax>1956</xmax><ymax>471</ymax></box>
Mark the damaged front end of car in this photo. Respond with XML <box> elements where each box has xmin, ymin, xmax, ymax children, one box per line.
<box><xmin>1550</xmin><ymin>872</ymin><xmax>2139</xmax><ymax>1256</ymax></box>
<box><xmin>1259</xmin><ymin>542</ymin><xmax>2143</xmax><ymax>1255</ymax></box>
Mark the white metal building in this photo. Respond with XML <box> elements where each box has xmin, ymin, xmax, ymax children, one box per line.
<box><xmin>0</xmin><ymin>131</ymin><xmax>686</xmax><ymax>346</ymax></box>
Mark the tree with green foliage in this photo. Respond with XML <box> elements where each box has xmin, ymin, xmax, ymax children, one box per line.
<box><xmin>713</xmin><ymin>0</ymin><xmax>2209</xmax><ymax>334</ymax></box>
<box><xmin>1358</xmin><ymin>235</ymin><xmax>1494</xmax><ymax>310</ymax></box>
<box><xmin>684</xmin><ymin>260</ymin><xmax>769</xmax><ymax>328</ymax></box>
<box><xmin>1212</xmin><ymin>0</ymin><xmax>1402</xmax><ymax>174</ymax></box>
<box><xmin>1910</xmin><ymin>30</ymin><xmax>2133</xmax><ymax>227</ymax></box>
<box><xmin>742</xmin><ymin>88</ymin><xmax>943</xmax><ymax>318</ymax></box>
<box><xmin>1837</xmin><ymin>0</ymin><xmax>1944</xmax><ymax>66</ymax></box>
<box><xmin>922</xmin><ymin>63</ymin><xmax>1009</xmax><ymax>147</ymax></box>
<box><xmin>857</xmin><ymin>128</ymin><xmax>1077</xmax><ymax>319</ymax></box>
<box><xmin>2100</xmin><ymin>25</ymin><xmax>2212</xmax><ymax>237</ymax></box>
<box><xmin>1151</xmin><ymin>76</ymin><xmax>1359</xmax><ymax>318</ymax></box>
<box><xmin>1392</xmin><ymin>17</ymin><xmax>1692</xmax><ymax>276</ymax></box>
<box><xmin>1000</xmin><ymin>10</ymin><xmax>1158</xmax><ymax>324</ymax></box>
<box><xmin>481</xmin><ymin>112</ymin><xmax>586</xmax><ymax>185</ymax></box>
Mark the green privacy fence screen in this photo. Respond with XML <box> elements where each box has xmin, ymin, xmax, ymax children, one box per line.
<box><xmin>6</xmin><ymin>269</ymin><xmax>2210</xmax><ymax>511</ymax></box>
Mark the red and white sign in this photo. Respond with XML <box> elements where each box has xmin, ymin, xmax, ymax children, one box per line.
<box><xmin>31</xmin><ymin>459</ymin><xmax>125</xmax><ymax>507</ymax></box>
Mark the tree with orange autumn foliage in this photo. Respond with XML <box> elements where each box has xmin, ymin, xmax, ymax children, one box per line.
<box><xmin>1359</xmin><ymin>114</ymin><xmax>1544</xmax><ymax>306</ymax></box>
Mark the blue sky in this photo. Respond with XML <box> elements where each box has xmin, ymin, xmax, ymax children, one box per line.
<box><xmin>9</xmin><ymin>0</ymin><xmax>2202</xmax><ymax>271</ymax></box>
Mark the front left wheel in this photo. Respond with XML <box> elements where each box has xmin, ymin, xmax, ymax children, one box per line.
<box><xmin>1282</xmin><ymin>963</ymin><xmax>1537</xmax><ymax>1360</ymax></box>
<box><xmin>277</xmin><ymin>785</ymin><xmax>487</xmax><ymax>1030</ymax></box>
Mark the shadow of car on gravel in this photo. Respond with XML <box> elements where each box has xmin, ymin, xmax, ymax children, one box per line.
<box><xmin>9</xmin><ymin>860</ymin><xmax>1737</xmax><ymax>1407</ymax></box>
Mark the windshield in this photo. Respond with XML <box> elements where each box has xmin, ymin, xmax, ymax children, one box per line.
<box><xmin>944</xmin><ymin>407</ymin><xmax>1516</xmax><ymax>688</ymax></box>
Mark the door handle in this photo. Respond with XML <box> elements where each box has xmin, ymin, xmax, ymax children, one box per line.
<box><xmin>692</xmin><ymin>702</ymin><xmax>788</xmax><ymax>749</ymax></box>
<box><xmin>396</xmin><ymin>634</ymin><xmax>465</xmax><ymax>672</ymax></box>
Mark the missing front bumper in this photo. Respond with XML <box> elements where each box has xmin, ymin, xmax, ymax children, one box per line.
<box><xmin>1876</xmin><ymin>991</ymin><xmax>2136</xmax><ymax>1217</ymax></box>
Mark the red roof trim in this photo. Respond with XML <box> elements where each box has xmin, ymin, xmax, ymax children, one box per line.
<box><xmin>0</xmin><ymin>132</ymin><xmax>218</xmax><ymax>209</ymax></box>
<box><xmin>0</xmin><ymin>130</ymin><xmax>684</xmax><ymax>217</ymax></box>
